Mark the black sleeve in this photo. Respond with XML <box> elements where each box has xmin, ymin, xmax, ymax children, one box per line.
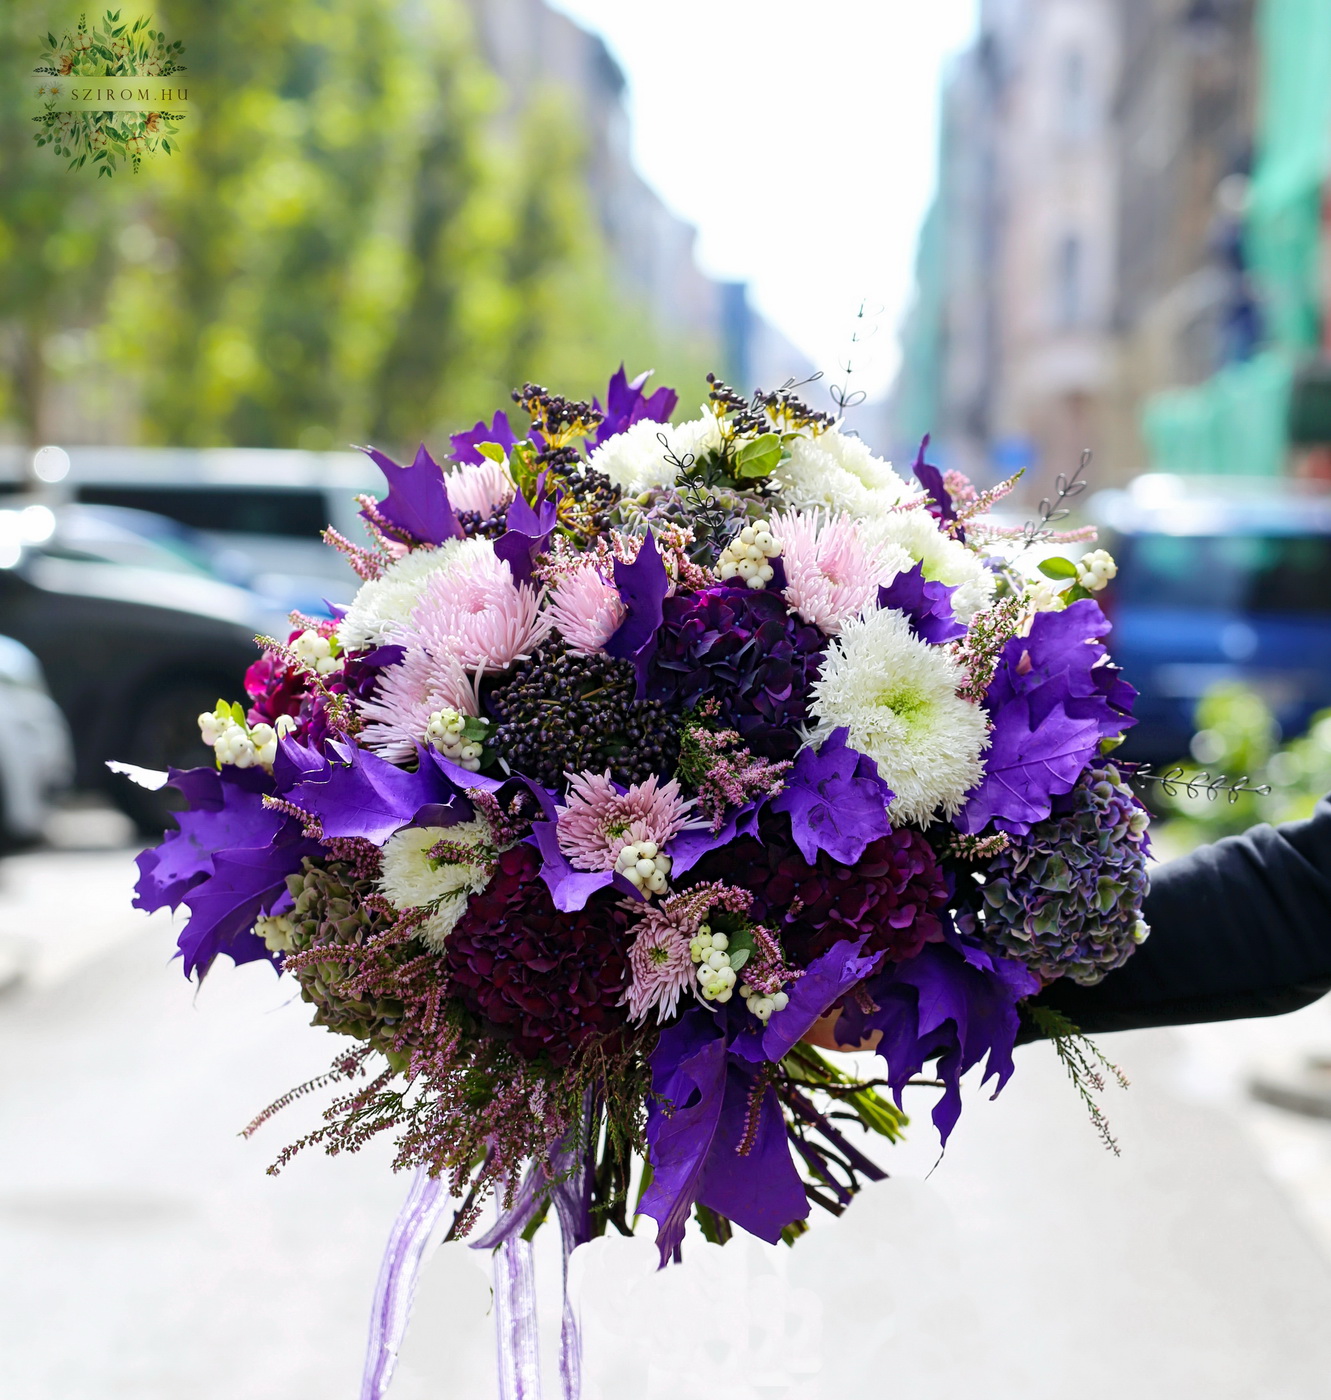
<box><xmin>1033</xmin><ymin>795</ymin><xmax>1331</xmax><ymax>1034</ymax></box>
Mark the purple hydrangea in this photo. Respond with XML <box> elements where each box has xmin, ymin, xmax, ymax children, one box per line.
<box><xmin>648</xmin><ymin>586</ymin><xmax>826</xmax><ymax>760</ymax></box>
<box><xmin>955</xmin><ymin>764</ymin><xmax>1151</xmax><ymax>987</ymax></box>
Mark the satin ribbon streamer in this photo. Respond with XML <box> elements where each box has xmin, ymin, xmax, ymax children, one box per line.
<box><xmin>359</xmin><ymin>1105</ymin><xmax>594</xmax><ymax>1400</ymax></box>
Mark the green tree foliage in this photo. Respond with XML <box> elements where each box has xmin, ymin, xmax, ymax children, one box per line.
<box><xmin>1</xmin><ymin>0</ymin><xmax>713</xmax><ymax>452</ymax></box>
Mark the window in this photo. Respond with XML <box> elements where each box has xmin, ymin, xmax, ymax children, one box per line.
<box><xmin>1061</xmin><ymin>47</ymin><xmax>1092</xmax><ymax>137</ymax></box>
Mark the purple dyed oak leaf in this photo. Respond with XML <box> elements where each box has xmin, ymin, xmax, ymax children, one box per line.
<box><xmin>493</xmin><ymin>488</ymin><xmax>558</xmax><ymax>589</ymax></box>
<box><xmin>361</xmin><ymin>444</ymin><xmax>464</xmax><ymax>546</ymax></box>
<box><xmin>640</xmin><ymin>1013</ymin><xmax>730</xmax><ymax>1265</ymax></box>
<box><xmin>526</xmin><ymin>820</ymin><xmax>644</xmax><ymax>912</ymax></box>
<box><xmin>449</xmin><ymin>410</ymin><xmax>518</xmax><ymax>466</ymax></box>
<box><xmin>283</xmin><ymin>739</ymin><xmax>473</xmax><ymax>844</ymax></box>
<box><xmin>593</xmin><ymin>366</ymin><xmax>678</xmax><ymax>445</ymax></box>
<box><xmin>911</xmin><ymin>434</ymin><xmax>961</xmax><ymax>536</ymax></box>
<box><xmin>877</xmin><ymin>562</ymin><xmax>967</xmax><ymax>645</ymax></box>
<box><xmin>666</xmin><ymin>800</ymin><xmax>763</xmax><ymax>878</ymax></box>
<box><xmin>604</xmin><ymin>529</ymin><xmax>669</xmax><ymax>695</ymax></box>
<box><xmin>833</xmin><ymin>938</ymin><xmax>1038</xmax><ymax>1143</ymax></box>
<box><xmin>769</xmin><ymin>728</ymin><xmax>893</xmax><ymax>866</ymax></box>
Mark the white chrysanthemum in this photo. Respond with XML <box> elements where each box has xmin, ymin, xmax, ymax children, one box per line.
<box><xmin>810</xmin><ymin>607</ymin><xmax>990</xmax><ymax>826</ymax></box>
<box><xmin>378</xmin><ymin>821</ymin><xmax>493</xmax><ymax>952</ymax></box>
<box><xmin>863</xmin><ymin>508</ymin><xmax>996</xmax><ymax>621</ymax></box>
<box><xmin>771</xmin><ymin>428</ymin><xmax>909</xmax><ymax>520</ymax></box>
<box><xmin>336</xmin><ymin>537</ymin><xmax>492</xmax><ymax>652</ymax></box>
<box><xmin>585</xmin><ymin>413</ymin><xmax>724</xmax><ymax>496</ymax></box>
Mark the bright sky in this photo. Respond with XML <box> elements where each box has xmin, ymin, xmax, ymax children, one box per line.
<box><xmin>549</xmin><ymin>0</ymin><xmax>979</xmax><ymax>399</ymax></box>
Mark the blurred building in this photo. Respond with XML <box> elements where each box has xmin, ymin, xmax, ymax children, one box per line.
<box><xmin>892</xmin><ymin>0</ymin><xmax>1331</xmax><ymax>492</ymax></box>
<box><xmin>461</xmin><ymin>0</ymin><xmax>812</xmax><ymax>390</ymax></box>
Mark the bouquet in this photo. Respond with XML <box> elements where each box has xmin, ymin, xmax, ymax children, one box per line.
<box><xmin>131</xmin><ymin>368</ymin><xmax>1149</xmax><ymax>1389</ymax></box>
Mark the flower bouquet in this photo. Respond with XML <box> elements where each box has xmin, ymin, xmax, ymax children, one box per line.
<box><xmin>130</xmin><ymin>368</ymin><xmax>1149</xmax><ymax>1397</ymax></box>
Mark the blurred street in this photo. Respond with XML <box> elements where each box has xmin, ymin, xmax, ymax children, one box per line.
<box><xmin>3</xmin><ymin>819</ymin><xmax>1331</xmax><ymax>1399</ymax></box>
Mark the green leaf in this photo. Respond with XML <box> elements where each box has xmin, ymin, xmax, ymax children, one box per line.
<box><xmin>477</xmin><ymin>441</ymin><xmax>507</xmax><ymax>464</ymax></box>
<box><xmin>1064</xmin><ymin>583</ymin><xmax>1093</xmax><ymax>603</ymax></box>
<box><xmin>734</xmin><ymin>432</ymin><xmax>782</xmax><ymax>480</ymax></box>
<box><xmin>1038</xmin><ymin>556</ymin><xmax>1078</xmax><ymax>580</ymax></box>
<box><xmin>229</xmin><ymin>701</ymin><xmax>247</xmax><ymax>726</ymax></box>
<box><xmin>725</xmin><ymin>925</ymin><xmax>755</xmax><ymax>972</ymax></box>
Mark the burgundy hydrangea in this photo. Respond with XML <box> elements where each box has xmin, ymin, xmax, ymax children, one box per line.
<box><xmin>687</xmin><ymin>810</ymin><xmax>950</xmax><ymax>965</ymax></box>
<box><xmin>444</xmin><ymin>843</ymin><xmax>632</xmax><ymax>1064</ymax></box>
<box><xmin>648</xmin><ymin>586</ymin><xmax>825</xmax><ymax>760</ymax></box>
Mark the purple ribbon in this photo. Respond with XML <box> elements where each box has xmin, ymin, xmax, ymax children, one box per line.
<box><xmin>360</xmin><ymin>1102</ymin><xmax>594</xmax><ymax>1400</ymax></box>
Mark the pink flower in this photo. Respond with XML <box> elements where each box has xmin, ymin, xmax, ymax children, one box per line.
<box><xmin>547</xmin><ymin>561</ymin><xmax>627</xmax><ymax>654</ymax></box>
<box><xmin>624</xmin><ymin>913</ymin><xmax>695</xmax><ymax>1023</ymax></box>
<box><xmin>556</xmin><ymin>770</ymin><xmax>697</xmax><ymax>872</ymax></box>
<box><xmin>446</xmin><ymin>457</ymin><xmax>516</xmax><ymax>517</ymax></box>
<box><xmin>357</xmin><ymin>648</ymin><xmax>478</xmax><ymax>761</ymax></box>
<box><xmin>406</xmin><ymin>542</ymin><xmax>551</xmax><ymax>672</ymax></box>
<box><xmin>773</xmin><ymin>509</ymin><xmax>902</xmax><ymax>633</ymax></box>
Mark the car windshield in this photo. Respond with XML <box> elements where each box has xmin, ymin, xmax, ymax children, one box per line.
<box><xmin>38</xmin><ymin>505</ymin><xmax>218</xmax><ymax>577</ymax></box>
<box><xmin>1114</xmin><ymin>533</ymin><xmax>1331</xmax><ymax>615</ymax></box>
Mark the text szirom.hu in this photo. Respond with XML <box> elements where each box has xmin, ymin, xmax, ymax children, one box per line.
<box><xmin>34</xmin><ymin>76</ymin><xmax>191</xmax><ymax>112</ymax></box>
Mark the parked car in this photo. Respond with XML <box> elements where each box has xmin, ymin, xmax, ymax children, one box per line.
<box><xmin>0</xmin><ymin>502</ymin><xmax>287</xmax><ymax>831</ymax></box>
<box><xmin>1090</xmin><ymin>475</ymin><xmax>1331</xmax><ymax>763</ymax></box>
<box><xmin>0</xmin><ymin>633</ymin><xmax>73</xmax><ymax>847</ymax></box>
<box><xmin>0</xmin><ymin>443</ymin><xmax>379</xmax><ymax>615</ymax></box>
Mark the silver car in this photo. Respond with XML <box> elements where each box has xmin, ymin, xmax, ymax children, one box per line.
<box><xmin>0</xmin><ymin>634</ymin><xmax>72</xmax><ymax>845</ymax></box>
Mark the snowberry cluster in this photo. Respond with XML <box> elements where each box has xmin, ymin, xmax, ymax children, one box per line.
<box><xmin>614</xmin><ymin>839</ymin><xmax>671</xmax><ymax>895</ymax></box>
<box><xmin>291</xmin><ymin>628</ymin><xmax>340</xmax><ymax>675</ymax></box>
<box><xmin>689</xmin><ymin>922</ymin><xmax>736</xmax><ymax>1003</ymax></box>
<box><xmin>716</xmin><ymin>519</ymin><xmax>781</xmax><ymax>590</ymax></box>
<box><xmin>739</xmin><ymin>982</ymin><xmax>790</xmax><ymax>1024</ymax></box>
<box><xmin>198</xmin><ymin>709</ymin><xmax>296</xmax><ymax>771</ymax></box>
<box><xmin>425</xmin><ymin>707</ymin><xmax>487</xmax><ymax>772</ymax></box>
<box><xmin>1076</xmin><ymin>549</ymin><xmax>1117</xmax><ymax>592</ymax></box>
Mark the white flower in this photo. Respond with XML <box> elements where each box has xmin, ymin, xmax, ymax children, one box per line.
<box><xmin>377</xmin><ymin>820</ymin><xmax>494</xmax><ymax>952</ymax></box>
<box><xmin>1026</xmin><ymin>578</ymin><xmax>1067</xmax><ymax>614</ymax></box>
<box><xmin>336</xmin><ymin>537</ymin><xmax>492</xmax><ymax>652</ymax></box>
<box><xmin>770</xmin><ymin>427</ymin><xmax>908</xmax><ymax>519</ymax></box>
<box><xmin>862</xmin><ymin>508</ymin><xmax>996</xmax><ymax>621</ymax></box>
<box><xmin>810</xmin><ymin>607</ymin><xmax>990</xmax><ymax>826</ymax></box>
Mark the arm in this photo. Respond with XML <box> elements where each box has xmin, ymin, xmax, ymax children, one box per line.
<box><xmin>1036</xmin><ymin>795</ymin><xmax>1331</xmax><ymax>1033</ymax></box>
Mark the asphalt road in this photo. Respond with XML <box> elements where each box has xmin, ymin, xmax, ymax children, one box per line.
<box><xmin>3</xmin><ymin>834</ymin><xmax>1331</xmax><ymax>1399</ymax></box>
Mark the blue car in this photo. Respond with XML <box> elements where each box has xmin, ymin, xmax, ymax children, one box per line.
<box><xmin>1090</xmin><ymin>477</ymin><xmax>1331</xmax><ymax>763</ymax></box>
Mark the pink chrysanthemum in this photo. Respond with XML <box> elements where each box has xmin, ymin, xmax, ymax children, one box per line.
<box><xmin>357</xmin><ymin>648</ymin><xmax>479</xmax><ymax>761</ymax></box>
<box><xmin>446</xmin><ymin>457</ymin><xmax>516</xmax><ymax>517</ymax></box>
<box><xmin>405</xmin><ymin>542</ymin><xmax>551</xmax><ymax>672</ymax></box>
<box><xmin>548</xmin><ymin>561</ymin><xmax>627</xmax><ymax>654</ymax></box>
<box><xmin>624</xmin><ymin>914</ymin><xmax>694</xmax><ymax>1023</ymax></box>
<box><xmin>556</xmin><ymin>770</ymin><xmax>698</xmax><ymax>872</ymax></box>
<box><xmin>773</xmin><ymin>508</ymin><xmax>904</xmax><ymax>634</ymax></box>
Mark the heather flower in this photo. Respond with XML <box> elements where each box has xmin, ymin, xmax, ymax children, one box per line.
<box><xmin>556</xmin><ymin>770</ymin><xmax>698</xmax><ymax>872</ymax></box>
<box><xmin>445</xmin><ymin>455</ymin><xmax>516</xmax><ymax>517</ymax></box>
<box><xmin>548</xmin><ymin>561</ymin><xmax>627</xmax><ymax>654</ymax></box>
<box><xmin>444</xmin><ymin>843</ymin><xmax>631</xmax><ymax>1063</ymax></box>
<box><xmin>676</xmin><ymin>705</ymin><xmax>791</xmax><ymax>829</ymax></box>
<box><xmin>770</xmin><ymin>427</ymin><xmax>907</xmax><ymax>519</ymax></box>
<box><xmin>810</xmin><ymin>606</ymin><xmax>990</xmax><ymax>825</ymax></box>
<box><xmin>650</xmin><ymin>586</ymin><xmax>826</xmax><ymax>760</ymax></box>
<box><xmin>955</xmin><ymin>764</ymin><xmax>1151</xmax><ymax>986</ymax></box>
<box><xmin>378</xmin><ymin>820</ymin><xmax>495</xmax><ymax>952</ymax></box>
<box><xmin>772</xmin><ymin>508</ymin><xmax>909</xmax><ymax>633</ymax></box>
<box><xmin>357</xmin><ymin>647</ymin><xmax>479</xmax><ymax>762</ymax></box>
<box><xmin>404</xmin><ymin>538</ymin><xmax>551</xmax><ymax>672</ymax></box>
<box><xmin>336</xmin><ymin>538</ymin><xmax>482</xmax><ymax>652</ymax></box>
<box><xmin>862</xmin><ymin>508</ymin><xmax>995</xmax><ymax>621</ymax></box>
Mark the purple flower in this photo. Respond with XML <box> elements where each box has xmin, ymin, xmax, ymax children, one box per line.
<box><xmin>493</xmin><ymin>487</ymin><xmax>558</xmax><ymax>589</ymax></box>
<box><xmin>832</xmin><ymin>937</ymin><xmax>1039</xmax><ymax>1143</ymax></box>
<box><xmin>911</xmin><ymin>434</ymin><xmax>960</xmax><ymax>536</ymax></box>
<box><xmin>877</xmin><ymin>561</ymin><xmax>966</xmax><ymax>644</ymax></box>
<box><xmin>604</xmin><ymin>530</ymin><xmax>670</xmax><ymax>695</ymax></box>
<box><xmin>450</xmin><ymin>410</ymin><xmax>518</xmax><ymax>465</ymax></box>
<box><xmin>955</xmin><ymin>600</ymin><xmax>1137</xmax><ymax>836</ymax></box>
<box><xmin>593</xmin><ymin>365</ymin><xmax>678</xmax><ymax>445</ymax></box>
<box><xmin>769</xmin><ymin>727</ymin><xmax>893</xmax><ymax>866</ymax></box>
<box><xmin>649</xmin><ymin>587</ymin><xmax>826</xmax><ymax>760</ymax></box>
<box><xmin>362</xmin><ymin>444</ymin><xmax>464</xmax><ymax>546</ymax></box>
<box><xmin>133</xmin><ymin>765</ymin><xmax>319</xmax><ymax>979</ymax></box>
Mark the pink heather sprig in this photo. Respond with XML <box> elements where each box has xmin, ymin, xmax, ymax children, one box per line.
<box><xmin>321</xmin><ymin>525</ymin><xmax>389</xmax><ymax>581</ymax></box>
<box><xmin>466</xmin><ymin>787</ymin><xmax>537</xmax><ymax>848</ymax></box>
<box><xmin>967</xmin><ymin>521</ymin><xmax>1099</xmax><ymax>545</ymax></box>
<box><xmin>947</xmin><ymin>469</ymin><xmax>1022</xmax><ymax>532</ymax></box>
<box><xmin>678</xmin><ymin>701</ymin><xmax>792</xmax><ymax>830</ymax></box>
<box><xmin>949</xmin><ymin>594</ymin><xmax>1023</xmax><ymax>702</ymax></box>
<box><xmin>262</xmin><ymin>793</ymin><xmax>325</xmax><ymax>842</ymax></box>
<box><xmin>322</xmin><ymin>836</ymin><xmax>383</xmax><ymax>881</ymax></box>
<box><xmin>740</xmin><ymin>922</ymin><xmax>801</xmax><ymax>998</ymax></box>
<box><xmin>354</xmin><ymin>493</ymin><xmax>415</xmax><ymax>554</ymax></box>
